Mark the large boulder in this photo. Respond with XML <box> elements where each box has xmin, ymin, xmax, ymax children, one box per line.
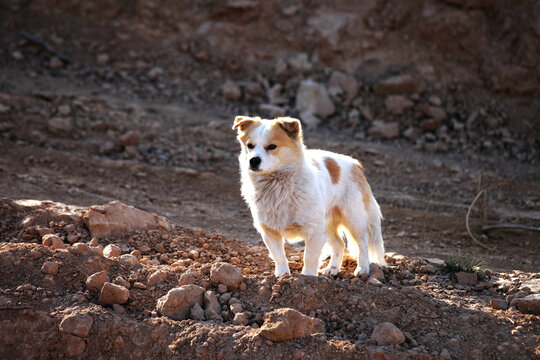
<box><xmin>83</xmin><ymin>201</ymin><xmax>173</xmax><ymax>238</ymax></box>
<box><xmin>156</xmin><ymin>285</ymin><xmax>206</xmax><ymax>320</ymax></box>
<box><xmin>258</xmin><ymin>308</ymin><xmax>324</xmax><ymax>342</ymax></box>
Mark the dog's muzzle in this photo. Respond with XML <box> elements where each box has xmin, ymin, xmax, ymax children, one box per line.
<box><xmin>249</xmin><ymin>156</ymin><xmax>261</xmax><ymax>171</ymax></box>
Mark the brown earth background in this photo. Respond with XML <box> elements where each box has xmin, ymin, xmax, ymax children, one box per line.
<box><xmin>0</xmin><ymin>1</ymin><xmax>539</xmax><ymax>359</ymax></box>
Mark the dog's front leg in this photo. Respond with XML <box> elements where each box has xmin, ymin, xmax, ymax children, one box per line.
<box><xmin>301</xmin><ymin>226</ymin><xmax>326</xmax><ymax>276</ymax></box>
<box><xmin>261</xmin><ymin>230</ymin><xmax>290</xmax><ymax>277</ymax></box>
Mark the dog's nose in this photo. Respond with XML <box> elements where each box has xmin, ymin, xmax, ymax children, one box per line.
<box><xmin>249</xmin><ymin>156</ymin><xmax>261</xmax><ymax>170</ymax></box>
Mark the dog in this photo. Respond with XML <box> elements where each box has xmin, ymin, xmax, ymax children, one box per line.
<box><xmin>233</xmin><ymin>116</ymin><xmax>386</xmax><ymax>277</ymax></box>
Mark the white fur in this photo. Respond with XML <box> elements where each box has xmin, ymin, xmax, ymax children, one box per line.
<box><xmin>236</xmin><ymin>118</ymin><xmax>386</xmax><ymax>277</ymax></box>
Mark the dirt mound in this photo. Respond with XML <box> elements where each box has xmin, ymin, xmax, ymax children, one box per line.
<box><xmin>1</xmin><ymin>198</ymin><xmax>538</xmax><ymax>359</ymax></box>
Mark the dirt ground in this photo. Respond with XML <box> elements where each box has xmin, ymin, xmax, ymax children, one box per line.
<box><xmin>0</xmin><ymin>1</ymin><xmax>539</xmax><ymax>359</ymax></box>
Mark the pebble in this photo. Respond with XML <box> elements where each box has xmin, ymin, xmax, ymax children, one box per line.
<box><xmin>210</xmin><ymin>262</ymin><xmax>243</xmax><ymax>290</ymax></box>
<box><xmin>384</xmin><ymin>95</ymin><xmax>414</xmax><ymax>114</ymax></box>
<box><xmin>191</xmin><ymin>302</ymin><xmax>206</xmax><ymax>320</ymax></box>
<box><xmin>98</xmin><ymin>282</ymin><xmax>130</xmax><ymax>305</ymax></box>
<box><xmin>47</xmin><ymin>117</ymin><xmax>73</xmax><ymax>134</ymax></box>
<box><xmin>148</xmin><ymin>270</ymin><xmax>167</xmax><ymax>287</ymax></box>
<box><xmin>156</xmin><ymin>285</ymin><xmax>206</xmax><ymax>320</ymax></box>
<box><xmin>59</xmin><ymin>313</ymin><xmax>93</xmax><ymax>337</ymax></box>
<box><xmin>373</xmin><ymin>74</ymin><xmax>420</xmax><ymax>95</ymax></box>
<box><xmin>41</xmin><ymin>261</ymin><xmax>59</xmax><ymax>275</ymax></box>
<box><xmin>516</xmin><ymin>294</ymin><xmax>540</xmax><ymax>315</ymax></box>
<box><xmin>97</xmin><ymin>53</ymin><xmax>110</xmax><ymax>66</ymax></box>
<box><xmin>258</xmin><ymin>308</ymin><xmax>324</xmax><ymax>342</ymax></box>
<box><xmin>117</xmin><ymin>130</ymin><xmax>141</xmax><ymax>147</ymax></box>
<box><xmin>371</xmin><ymin>322</ymin><xmax>405</xmax><ymax>345</ymax></box>
<box><xmin>49</xmin><ymin>57</ymin><xmax>63</xmax><ymax>69</ymax></box>
<box><xmin>490</xmin><ymin>298</ymin><xmax>508</xmax><ymax>310</ymax></box>
<box><xmin>368</xmin><ymin>121</ymin><xmax>399</xmax><ymax>140</ymax></box>
<box><xmin>204</xmin><ymin>290</ymin><xmax>222</xmax><ymax>320</ymax></box>
<box><xmin>103</xmin><ymin>244</ymin><xmax>122</xmax><ymax>259</ymax></box>
<box><xmin>42</xmin><ymin>234</ymin><xmax>66</xmax><ymax>250</ymax></box>
<box><xmin>119</xmin><ymin>254</ymin><xmax>139</xmax><ymax>267</ymax></box>
<box><xmin>113</xmin><ymin>276</ymin><xmax>131</xmax><ymax>289</ymax></box>
<box><xmin>222</xmin><ymin>80</ymin><xmax>242</xmax><ymax>101</ymax></box>
<box><xmin>232</xmin><ymin>312</ymin><xmax>250</xmax><ymax>326</ymax></box>
<box><xmin>86</xmin><ymin>271</ymin><xmax>109</xmax><ymax>292</ymax></box>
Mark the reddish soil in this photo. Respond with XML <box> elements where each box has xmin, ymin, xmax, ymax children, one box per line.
<box><xmin>0</xmin><ymin>1</ymin><xmax>539</xmax><ymax>359</ymax></box>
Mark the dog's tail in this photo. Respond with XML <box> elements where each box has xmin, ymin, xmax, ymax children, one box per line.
<box><xmin>367</xmin><ymin>197</ymin><xmax>386</xmax><ymax>266</ymax></box>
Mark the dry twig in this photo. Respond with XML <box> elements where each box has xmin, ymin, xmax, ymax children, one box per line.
<box><xmin>465</xmin><ymin>189</ymin><xmax>493</xmax><ymax>250</ymax></box>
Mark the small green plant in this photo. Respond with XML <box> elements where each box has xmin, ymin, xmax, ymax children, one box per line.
<box><xmin>444</xmin><ymin>257</ymin><xmax>486</xmax><ymax>278</ymax></box>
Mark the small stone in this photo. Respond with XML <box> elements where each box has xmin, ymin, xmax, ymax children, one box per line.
<box><xmin>222</xmin><ymin>80</ymin><xmax>242</xmax><ymax>101</ymax></box>
<box><xmin>57</xmin><ymin>105</ymin><xmax>71</xmax><ymax>116</ymax></box>
<box><xmin>148</xmin><ymin>270</ymin><xmax>167</xmax><ymax>287</ymax></box>
<box><xmin>428</xmin><ymin>95</ymin><xmax>442</xmax><ymax>106</ymax></box>
<box><xmin>64</xmin><ymin>334</ymin><xmax>86</xmax><ymax>357</ymax></box>
<box><xmin>42</xmin><ymin>234</ymin><xmax>66</xmax><ymax>250</ymax></box>
<box><xmin>41</xmin><ymin>261</ymin><xmax>59</xmax><ymax>275</ymax></box>
<box><xmin>119</xmin><ymin>254</ymin><xmax>139</xmax><ymax>267</ymax></box>
<box><xmin>156</xmin><ymin>285</ymin><xmax>206</xmax><ymax>320</ymax></box>
<box><xmin>217</xmin><ymin>284</ymin><xmax>228</xmax><ymax>293</ymax></box>
<box><xmin>113</xmin><ymin>276</ymin><xmax>131</xmax><ymax>289</ymax></box>
<box><xmin>374</xmin><ymin>74</ymin><xmax>420</xmax><ymax>95</ymax></box>
<box><xmin>455</xmin><ymin>271</ymin><xmax>477</xmax><ymax>285</ymax></box>
<box><xmin>204</xmin><ymin>291</ymin><xmax>222</xmax><ymax>320</ymax></box>
<box><xmin>403</xmin><ymin>127</ymin><xmax>420</xmax><ymax>140</ymax></box>
<box><xmin>384</xmin><ymin>95</ymin><xmax>413</xmax><ymax>114</ymax></box>
<box><xmin>328</xmin><ymin>71</ymin><xmax>359</xmax><ymax>100</ymax></box>
<box><xmin>295</xmin><ymin>80</ymin><xmax>335</xmax><ymax>118</ymax></box>
<box><xmin>232</xmin><ymin>312</ymin><xmax>250</xmax><ymax>326</ymax></box>
<box><xmin>368</xmin><ymin>263</ymin><xmax>385</xmax><ymax>282</ymax></box>
<box><xmin>421</xmin><ymin>118</ymin><xmax>444</xmax><ymax>132</ymax></box>
<box><xmin>86</xmin><ymin>271</ymin><xmax>109</xmax><ymax>292</ymax></box>
<box><xmin>103</xmin><ymin>244</ymin><xmax>122</xmax><ymax>259</ymax></box>
<box><xmin>258</xmin><ymin>308</ymin><xmax>324</xmax><ymax>342</ymax></box>
<box><xmin>191</xmin><ymin>302</ymin><xmax>206</xmax><ymax>320</ymax></box>
<box><xmin>210</xmin><ymin>262</ymin><xmax>243</xmax><ymax>290</ymax></box>
<box><xmin>230</xmin><ymin>302</ymin><xmax>243</xmax><ymax>315</ymax></box>
<box><xmin>12</xmin><ymin>51</ymin><xmax>24</xmax><ymax>60</ymax></box>
<box><xmin>366</xmin><ymin>278</ymin><xmax>382</xmax><ymax>287</ymax></box>
<box><xmin>419</xmin><ymin>265</ymin><xmax>438</xmax><ymax>274</ymax></box>
<box><xmin>426</xmin><ymin>258</ymin><xmax>445</xmax><ymax>267</ymax></box>
<box><xmin>48</xmin><ymin>117</ymin><xmax>73</xmax><ymax>134</ymax></box>
<box><xmin>368</xmin><ymin>121</ymin><xmax>399</xmax><ymax>139</ymax></box>
<box><xmin>97</xmin><ymin>53</ymin><xmax>110</xmax><ymax>66</ymax></box>
<box><xmin>371</xmin><ymin>322</ymin><xmax>405</xmax><ymax>345</ymax></box>
<box><xmin>147</xmin><ymin>66</ymin><xmax>164</xmax><ymax>80</ymax></box>
<box><xmin>490</xmin><ymin>298</ymin><xmax>508</xmax><ymax>310</ymax></box>
<box><xmin>288</xmin><ymin>53</ymin><xmax>312</xmax><ymax>74</ymax></box>
<box><xmin>421</xmin><ymin>105</ymin><xmax>446</xmax><ymax>121</ymax></box>
<box><xmin>189</xmin><ymin>250</ymin><xmax>199</xmax><ymax>260</ymax></box>
<box><xmin>440</xmin><ymin>348</ymin><xmax>452</xmax><ymax>359</ymax></box>
<box><xmin>112</xmin><ymin>303</ymin><xmax>126</xmax><ymax>314</ymax></box>
<box><xmin>516</xmin><ymin>294</ymin><xmax>540</xmax><ymax>315</ymax></box>
<box><xmin>98</xmin><ymin>282</ymin><xmax>130</xmax><ymax>305</ymax></box>
<box><xmin>49</xmin><ymin>57</ymin><xmax>63</xmax><ymax>69</ymax></box>
<box><xmin>59</xmin><ymin>313</ymin><xmax>93</xmax><ymax>337</ymax></box>
<box><xmin>117</xmin><ymin>130</ymin><xmax>141</xmax><ymax>147</ymax></box>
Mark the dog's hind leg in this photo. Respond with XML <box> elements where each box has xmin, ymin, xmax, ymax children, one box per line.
<box><xmin>321</xmin><ymin>210</ymin><xmax>345</xmax><ymax>276</ymax></box>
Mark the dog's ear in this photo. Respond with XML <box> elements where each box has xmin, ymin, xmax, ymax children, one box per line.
<box><xmin>277</xmin><ymin>117</ymin><xmax>302</xmax><ymax>139</ymax></box>
<box><xmin>233</xmin><ymin>116</ymin><xmax>255</xmax><ymax>132</ymax></box>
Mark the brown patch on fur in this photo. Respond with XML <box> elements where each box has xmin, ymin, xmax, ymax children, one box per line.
<box><xmin>277</xmin><ymin>117</ymin><xmax>302</xmax><ymax>139</ymax></box>
<box><xmin>233</xmin><ymin>116</ymin><xmax>256</xmax><ymax>132</ymax></box>
<box><xmin>284</xmin><ymin>222</ymin><xmax>304</xmax><ymax>238</ymax></box>
<box><xmin>260</xmin><ymin>224</ymin><xmax>282</xmax><ymax>239</ymax></box>
<box><xmin>352</xmin><ymin>162</ymin><xmax>371</xmax><ymax>210</ymax></box>
<box><xmin>267</xmin><ymin>123</ymin><xmax>303</xmax><ymax>158</ymax></box>
<box><xmin>324</xmin><ymin>157</ymin><xmax>341</xmax><ymax>184</ymax></box>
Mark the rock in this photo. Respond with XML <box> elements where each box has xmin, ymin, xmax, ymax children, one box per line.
<box><xmin>520</xmin><ymin>279</ymin><xmax>540</xmax><ymax>294</ymax></box>
<box><xmin>428</xmin><ymin>95</ymin><xmax>442</xmax><ymax>106</ymax></box>
<box><xmin>440</xmin><ymin>348</ymin><xmax>452</xmax><ymax>359</ymax></box>
<box><xmin>86</xmin><ymin>271</ymin><xmax>109</xmax><ymax>292</ymax></box>
<box><xmin>147</xmin><ymin>66</ymin><xmax>164</xmax><ymax>80</ymax></box>
<box><xmin>328</xmin><ymin>71</ymin><xmax>359</xmax><ymax>100</ymax></box>
<box><xmin>374</xmin><ymin>74</ymin><xmax>420</xmax><ymax>95</ymax></box>
<box><xmin>403</xmin><ymin>127</ymin><xmax>420</xmax><ymax>140</ymax></box>
<box><xmin>42</xmin><ymin>234</ymin><xmax>66</xmax><ymax>250</ymax></box>
<box><xmin>12</xmin><ymin>51</ymin><xmax>24</xmax><ymax>60</ymax></box>
<box><xmin>191</xmin><ymin>302</ymin><xmax>206</xmax><ymax>320</ymax></box>
<box><xmin>113</xmin><ymin>276</ymin><xmax>131</xmax><ymax>289</ymax></box>
<box><xmin>232</xmin><ymin>312</ymin><xmax>250</xmax><ymax>326</ymax></box>
<box><xmin>103</xmin><ymin>244</ymin><xmax>122</xmax><ymax>258</ymax></box>
<box><xmin>267</xmin><ymin>84</ymin><xmax>287</xmax><ymax>105</ymax></box>
<box><xmin>455</xmin><ymin>271</ymin><xmax>477</xmax><ymax>285</ymax></box>
<box><xmin>299</xmin><ymin>111</ymin><xmax>320</xmax><ymax>129</ymax></box>
<box><xmin>57</xmin><ymin>105</ymin><xmax>71</xmax><ymax>116</ymax></box>
<box><xmin>288</xmin><ymin>53</ymin><xmax>313</xmax><ymax>74</ymax></box>
<box><xmin>295</xmin><ymin>80</ymin><xmax>335</xmax><ymax>118</ymax></box>
<box><xmin>59</xmin><ymin>313</ymin><xmax>93</xmax><ymax>337</ymax></box>
<box><xmin>204</xmin><ymin>291</ymin><xmax>222</xmax><ymax>320</ymax></box>
<box><xmin>230</xmin><ymin>303</ymin><xmax>243</xmax><ymax>315</ymax></box>
<box><xmin>490</xmin><ymin>298</ymin><xmax>508</xmax><ymax>310</ymax></box>
<box><xmin>72</xmin><ymin>243</ymin><xmax>92</xmax><ymax>255</ymax></box>
<box><xmin>368</xmin><ymin>263</ymin><xmax>385</xmax><ymax>282</ymax></box>
<box><xmin>148</xmin><ymin>270</ymin><xmax>167</xmax><ymax>287</ymax></box>
<box><xmin>516</xmin><ymin>294</ymin><xmax>540</xmax><ymax>315</ymax></box>
<box><xmin>83</xmin><ymin>201</ymin><xmax>173</xmax><ymax>238</ymax></box>
<box><xmin>421</xmin><ymin>105</ymin><xmax>446</xmax><ymax>121</ymax></box>
<box><xmin>368</xmin><ymin>121</ymin><xmax>399</xmax><ymax>139</ymax></box>
<box><xmin>119</xmin><ymin>254</ymin><xmax>139</xmax><ymax>267</ymax></box>
<box><xmin>366</xmin><ymin>278</ymin><xmax>382</xmax><ymax>287</ymax></box>
<box><xmin>156</xmin><ymin>285</ymin><xmax>206</xmax><ymax>320</ymax></box>
<box><xmin>117</xmin><ymin>130</ymin><xmax>141</xmax><ymax>147</ymax></box>
<box><xmin>348</xmin><ymin>109</ymin><xmax>360</xmax><ymax>125</ymax></box>
<box><xmin>210</xmin><ymin>262</ymin><xmax>243</xmax><ymax>290</ymax></box>
<box><xmin>419</xmin><ymin>265</ymin><xmax>438</xmax><ymax>274</ymax></box>
<box><xmin>426</xmin><ymin>258</ymin><xmax>445</xmax><ymax>267</ymax></box>
<box><xmin>384</xmin><ymin>95</ymin><xmax>413</xmax><ymax>114</ymax></box>
<box><xmin>259</xmin><ymin>308</ymin><xmax>324</xmax><ymax>342</ymax></box>
<box><xmin>371</xmin><ymin>322</ymin><xmax>405</xmax><ymax>345</ymax></box>
<box><xmin>41</xmin><ymin>261</ymin><xmax>59</xmax><ymax>275</ymax></box>
<box><xmin>222</xmin><ymin>80</ymin><xmax>242</xmax><ymax>101</ymax></box>
<box><xmin>97</xmin><ymin>53</ymin><xmax>110</xmax><ymax>66</ymax></box>
<box><xmin>48</xmin><ymin>117</ymin><xmax>73</xmax><ymax>134</ymax></box>
<box><xmin>49</xmin><ymin>57</ymin><xmax>63</xmax><ymax>69</ymax></box>
<box><xmin>98</xmin><ymin>282</ymin><xmax>129</xmax><ymax>305</ymax></box>
<box><xmin>259</xmin><ymin>104</ymin><xmax>286</xmax><ymax>118</ymax></box>
<box><xmin>64</xmin><ymin>334</ymin><xmax>86</xmax><ymax>357</ymax></box>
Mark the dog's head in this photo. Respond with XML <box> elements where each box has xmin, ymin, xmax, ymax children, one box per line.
<box><xmin>233</xmin><ymin>116</ymin><xmax>303</xmax><ymax>173</ymax></box>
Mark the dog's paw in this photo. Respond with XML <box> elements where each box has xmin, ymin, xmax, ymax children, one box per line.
<box><xmin>320</xmin><ymin>265</ymin><xmax>339</xmax><ymax>277</ymax></box>
<box><xmin>354</xmin><ymin>266</ymin><xmax>369</xmax><ymax>278</ymax></box>
<box><xmin>274</xmin><ymin>266</ymin><xmax>291</xmax><ymax>277</ymax></box>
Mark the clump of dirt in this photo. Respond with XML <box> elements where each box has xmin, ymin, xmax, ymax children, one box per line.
<box><xmin>1</xmin><ymin>198</ymin><xmax>538</xmax><ymax>359</ymax></box>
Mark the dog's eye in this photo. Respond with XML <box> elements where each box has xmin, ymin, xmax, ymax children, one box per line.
<box><xmin>247</xmin><ymin>143</ymin><xmax>254</xmax><ymax>149</ymax></box>
<box><xmin>266</xmin><ymin>144</ymin><xmax>277</xmax><ymax>151</ymax></box>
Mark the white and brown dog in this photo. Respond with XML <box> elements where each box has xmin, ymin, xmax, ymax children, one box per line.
<box><xmin>233</xmin><ymin>116</ymin><xmax>386</xmax><ymax>277</ymax></box>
